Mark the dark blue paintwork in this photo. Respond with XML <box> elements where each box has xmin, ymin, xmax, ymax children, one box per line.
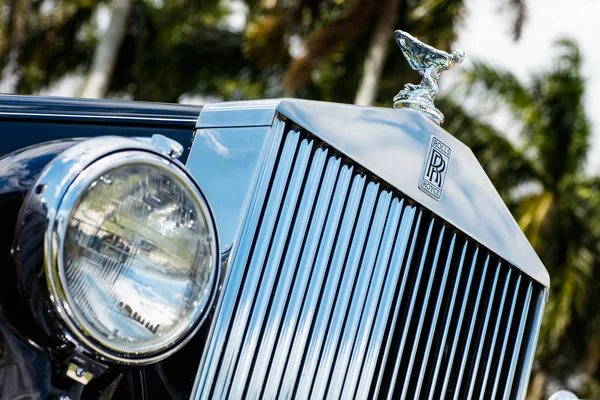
<box><xmin>0</xmin><ymin>95</ymin><xmax>203</xmax><ymax>399</ymax></box>
<box><xmin>0</xmin><ymin>94</ymin><xmax>201</xmax><ymax>161</ymax></box>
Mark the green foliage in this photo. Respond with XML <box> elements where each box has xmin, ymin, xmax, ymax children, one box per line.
<box><xmin>108</xmin><ymin>0</ymin><xmax>246</xmax><ymax>101</ymax></box>
<box><xmin>1</xmin><ymin>0</ymin><xmax>247</xmax><ymax>101</ymax></box>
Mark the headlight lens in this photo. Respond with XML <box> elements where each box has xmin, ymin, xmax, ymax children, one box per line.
<box><xmin>56</xmin><ymin>157</ymin><xmax>217</xmax><ymax>357</ymax></box>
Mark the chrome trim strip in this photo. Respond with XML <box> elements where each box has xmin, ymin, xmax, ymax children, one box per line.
<box><xmin>340</xmin><ymin>198</ymin><xmax>407</xmax><ymax>399</ymax></box>
<box><xmin>386</xmin><ymin>218</ymin><xmax>436</xmax><ymax>400</ymax></box>
<box><xmin>196</xmin><ymin>99</ymin><xmax>280</xmax><ymax>128</ymax></box>
<box><xmin>413</xmin><ymin>234</ymin><xmax>457</xmax><ymax>398</ymax></box>
<box><xmin>516</xmin><ymin>288</ymin><xmax>547</xmax><ymax>400</ymax></box>
<box><xmin>192</xmin><ymin>119</ymin><xmax>286</xmax><ymax>398</ymax></box>
<box><xmin>479</xmin><ymin>269</ymin><xmax>513</xmax><ymax>399</ymax></box>
<box><xmin>399</xmin><ymin>226</ymin><xmax>448</xmax><ymax>400</ymax></box>
<box><xmin>452</xmin><ymin>255</ymin><xmax>491</xmax><ymax>399</ymax></box>
<box><xmin>364</xmin><ymin>206</ymin><xmax>420</xmax><ymax>400</ymax></box>
<box><xmin>243</xmin><ymin>146</ymin><xmax>329</xmax><ymax>396</ymax></box>
<box><xmin>466</xmin><ymin>262</ymin><xmax>502</xmax><ymax>400</ymax></box>
<box><xmin>294</xmin><ymin>174</ymin><xmax>368</xmax><ymax>399</ymax></box>
<box><xmin>490</xmin><ymin>275</ymin><xmax>523</xmax><ymax>399</ymax></box>
<box><xmin>502</xmin><ymin>282</ymin><xmax>533</xmax><ymax>400</ymax></box>
<box><xmin>260</xmin><ymin>156</ymin><xmax>346</xmax><ymax>399</ymax></box>
<box><xmin>0</xmin><ymin>111</ymin><xmax>197</xmax><ymax>123</ymax></box>
<box><xmin>428</xmin><ymin>241</ymin><xmax>470</xmax><ymax>400</ymax></box>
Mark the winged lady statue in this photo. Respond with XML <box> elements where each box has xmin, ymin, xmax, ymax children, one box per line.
<box><xmin>393</xmin><ymin>30</ymin><xmax>465</xmax><ymax>125</ymax></box>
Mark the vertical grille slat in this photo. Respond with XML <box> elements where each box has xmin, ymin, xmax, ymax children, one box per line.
<box><xmin>515</xmin><ymin>288</ymin><xmax>547</xmax><ymax>400</ymax></box>
<box><xmin>466</xmin><ymin>262</ymin><xmax>502</xmax><ymax>400</ymax></box>
<box><xmin>193</xmin><ymin>124</ymin><xmax>548</xmax><ymax>400</ymax></box>
<box><xmin>261</xmin><ymin>154</ymin><xmax>345</xmax><ymax>398</ymax></box>
<box><xmin>274</xmin><ymin>162</ymin><xmax>355</xmax><ymax>399</ymax></box>
<box><xmin>294</xmin><ymin>173</ymin><xmax>368</xmax><ymax>400</ymax></box>
<box><xmin>194</xmin><ymin>118</ymin><xmax>286</xmax><ymax>396</ymax></box>
<box><xmin>211</xmin><ymin>130</ymin><xmax>303</xmax><ymax>399</ymax></box>
<box><xmin>386</xmin><ymin>218</ymin><xmax>437</xmax><ymax>400</ymax></box>
<box><xmin>427</xmin><ymin>241</ymin><xmax>469</xmax><ymax>400</ymax></box>
<box><xmin>502</xmin><ymin>283</ymin><xmax>534</xmax><ymax>400</ymax></box>
<box><xmin>412</xmin><ymin>234</ymin><xmax>457</xmax><ymax>399</ymax></box>
<box><xmin>229</xmin><ymin>135</ymin><xmax>315</xmax><ymax>399</ymax></box>
<box><xmin>238</xmin><ymin>145</ymin><xmax>329</xmax><ymax>397</ymax></box>
<box><xmin>490</xmin><ymin>275</ymin><xmax>523</xmax><ymax>399</ymax></box>
<box><xmin>340</xmin><ymin>198</ymin><xmax>409</xmax><ymax>399</ymax></box>
<box><xmin>368</xmin><ymin>208</ymin><xmax>423</xmax><ymax>400</ymax></box>
<box><xmin>479</xmin><ymin>269</ymin><xmax>513</xmax><ymax>399</ymax></box>
<box><xmin>452</xmin><ymin>255</ymin><xmax>492</xmax><ymax>399</ymax></box>
<box><xmin>326</xmin><ymin>190</ymin><xmax>393</xmax><ymax>400</ymax></box>
<box><xmin>398</xmin><ymin>226</ymin><xmax>448</xmax><ymax>400</ymax></box>
<box><xmin>308</xmin><ymin>180</ymin><xmax>382</xmax><ymax>399</ymax></box>
<box><xmin>438</xmin><ymin>247</ymin><xmax>480</xmax><ymax>400</ymax></box>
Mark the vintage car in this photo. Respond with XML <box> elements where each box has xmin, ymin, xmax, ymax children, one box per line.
<box><xmin>0</xmin><ymin>31</ymin><xmax>550</xmax><ymax>399</ymax></box>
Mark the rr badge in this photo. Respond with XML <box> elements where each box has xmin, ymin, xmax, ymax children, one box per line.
<box><xmin>420</xmin><ymin>135</ymin><xmax>451</xmax><ymax>200</ymax></box>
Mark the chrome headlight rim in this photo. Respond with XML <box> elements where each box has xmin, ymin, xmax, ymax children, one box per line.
<box><xmin>22</xmin><ymin>136</ymin><xmax>219</xmax><ymax>365</ymax></box>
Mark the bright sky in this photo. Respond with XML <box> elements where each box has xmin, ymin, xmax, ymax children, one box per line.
<box><xmin>456</xmin><ymin>0</ymin><xmax>600</xmax><ymax>173</ymax></box>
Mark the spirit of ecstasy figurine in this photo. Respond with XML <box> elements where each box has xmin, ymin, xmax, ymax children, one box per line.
<box><xmin>393</xmin><ymin>30</ymin><xmax>465</xmax><ymax>125</ymax></box>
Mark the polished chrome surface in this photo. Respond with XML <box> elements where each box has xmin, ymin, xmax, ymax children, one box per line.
<box><xmin>187</xmin><ymin>98</ymin><xmax>549</xmax><ymax>287</ymax></box>
<box><xmin>392</xmin><ymin>30</ymin><xmax>465</xmax><ymax>125</ymax></box>
<box><xmin>196</xmin><ymin>99</ymin><xmax>280</xmax><ymax>128</ymax></box>
<box><xmin>192</xmin><ymin>119</ymin><xmax>286</xmax><ymax>396</ymax></box>
<box><xmin>192</xmin><ymin>120</ymin><xmax>547</xmax><ymax>399</ymax></box>
<box><xmin>23</xmin><ymin>136</ymin><xmax>219</xmax><ymax>364</ymax></box>
<box><xmin>419</xmin><ymin>135</ymin><xmax>452</xmax><ymax>200</ymax></box>
<box><xmin>515</xmin><ymin>288</ymin><xmax>547</xmax><ymax>400</ymax></box>
<box><xmin>186</xmin><ymin>125</ymin><xmax>272</xmax><ymax>250</ymax></box>
<box><xmin>150</xmin><ymin>133</ymin><xmax>184</xmax><ymax>158</ymax></box>
<box><xmin>0</xmin><ymin>94</ymin><xmax>200</xmax><ymax>125</ymax></box>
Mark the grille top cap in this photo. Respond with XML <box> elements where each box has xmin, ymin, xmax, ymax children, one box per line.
<box><xmin>193</xmin><ymin>98</ymin><xmax>549</xmax><ymax>287</ymax></box>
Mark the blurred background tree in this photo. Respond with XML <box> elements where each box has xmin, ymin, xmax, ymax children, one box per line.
<box><xmin>0</xmin><ymin>0</ymin><xmax>526</xmax><ymax>102</ymax></box>
<box><xmin>1</xmin><ymin>0</ymin><xmax>600</xmax><ymax>398</ymax></box>
<box><xmin>444</xmin><ymin>39</ymin><xmax>600</xmax><ymax>399</ymax></box>
<box><xmin>0</xmin><ymin>0</ymin><xmax>245</xmax><ymax>101</ymax></box>
<box><xmin>241</xmin><ymin>0</ymin><xmax>524</xmax><ymax>104</ymax></box>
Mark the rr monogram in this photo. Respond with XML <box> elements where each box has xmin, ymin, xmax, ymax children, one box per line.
<box><xmin>420</xmin><ymin>136</ymin><xmax>451</xmax><ymax>200</ymax></box>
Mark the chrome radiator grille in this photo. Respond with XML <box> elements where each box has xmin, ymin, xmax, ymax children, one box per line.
<box><xmin>193</xmin><ymin>121</ymin><xmax>547</xmax><ymax>400</ymax></box>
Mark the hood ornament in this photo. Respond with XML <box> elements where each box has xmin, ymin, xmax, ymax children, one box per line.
<box><xmin>393</xmin><ymin>30</ymin><xmax>465</xmax><ymax>125</ymax></box>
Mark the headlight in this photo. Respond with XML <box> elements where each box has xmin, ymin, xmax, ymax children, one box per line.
<box><xmin>16</xmin><ymin>137</ymin><xmax>219</xmax><ymax>364</ymax></box>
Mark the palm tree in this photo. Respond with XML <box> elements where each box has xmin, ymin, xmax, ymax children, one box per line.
<box><xmin>443</xmin><ymin>39</ymin><xmax>600</xmax><ymax>399</ymax></box>
<box><xmin>241</xmin><ymin>0</ymin><xmax>527</xmax><ymax>104</ymax></box>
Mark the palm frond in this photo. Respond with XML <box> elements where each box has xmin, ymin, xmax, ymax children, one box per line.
<box><xmin>503</xmin><ymin>0</ymin><xmax>526</xmax><ymax>40</ymax></box>
<box><xmin>516</xmin><ymin>191</ymin><xmax>553</xmax><ymax>249</ymax></box>
<box><xmin>439</xmin><ymin>97</ymin><xmax>541</xmax><ymax>199</ymax></box>
<box><xmin>464</xmin><ymin>62</ymin><xmax>534</xmax><ymax>117</ymax></box>
<box><xmin>283</xmin><ymin>0</ymin><xmax>377</xmax><ymax>93</ymax></box>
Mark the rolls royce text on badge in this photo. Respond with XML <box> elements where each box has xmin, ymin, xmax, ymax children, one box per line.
<box><xmin>0</xmin><ymin>31</ymin><xmax>553</xmax><ymax>400</ymax></box>
<box><xmin>420</xmin><ymin>135</ymin><xmax>452</xmax><ymax>201</ymax></box>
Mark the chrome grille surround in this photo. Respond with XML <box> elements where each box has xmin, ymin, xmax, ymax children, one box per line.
<box><xmin>192</xmin><ymin>116</ymin><xmax>547</xmax><ymax>400</ymax></box>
